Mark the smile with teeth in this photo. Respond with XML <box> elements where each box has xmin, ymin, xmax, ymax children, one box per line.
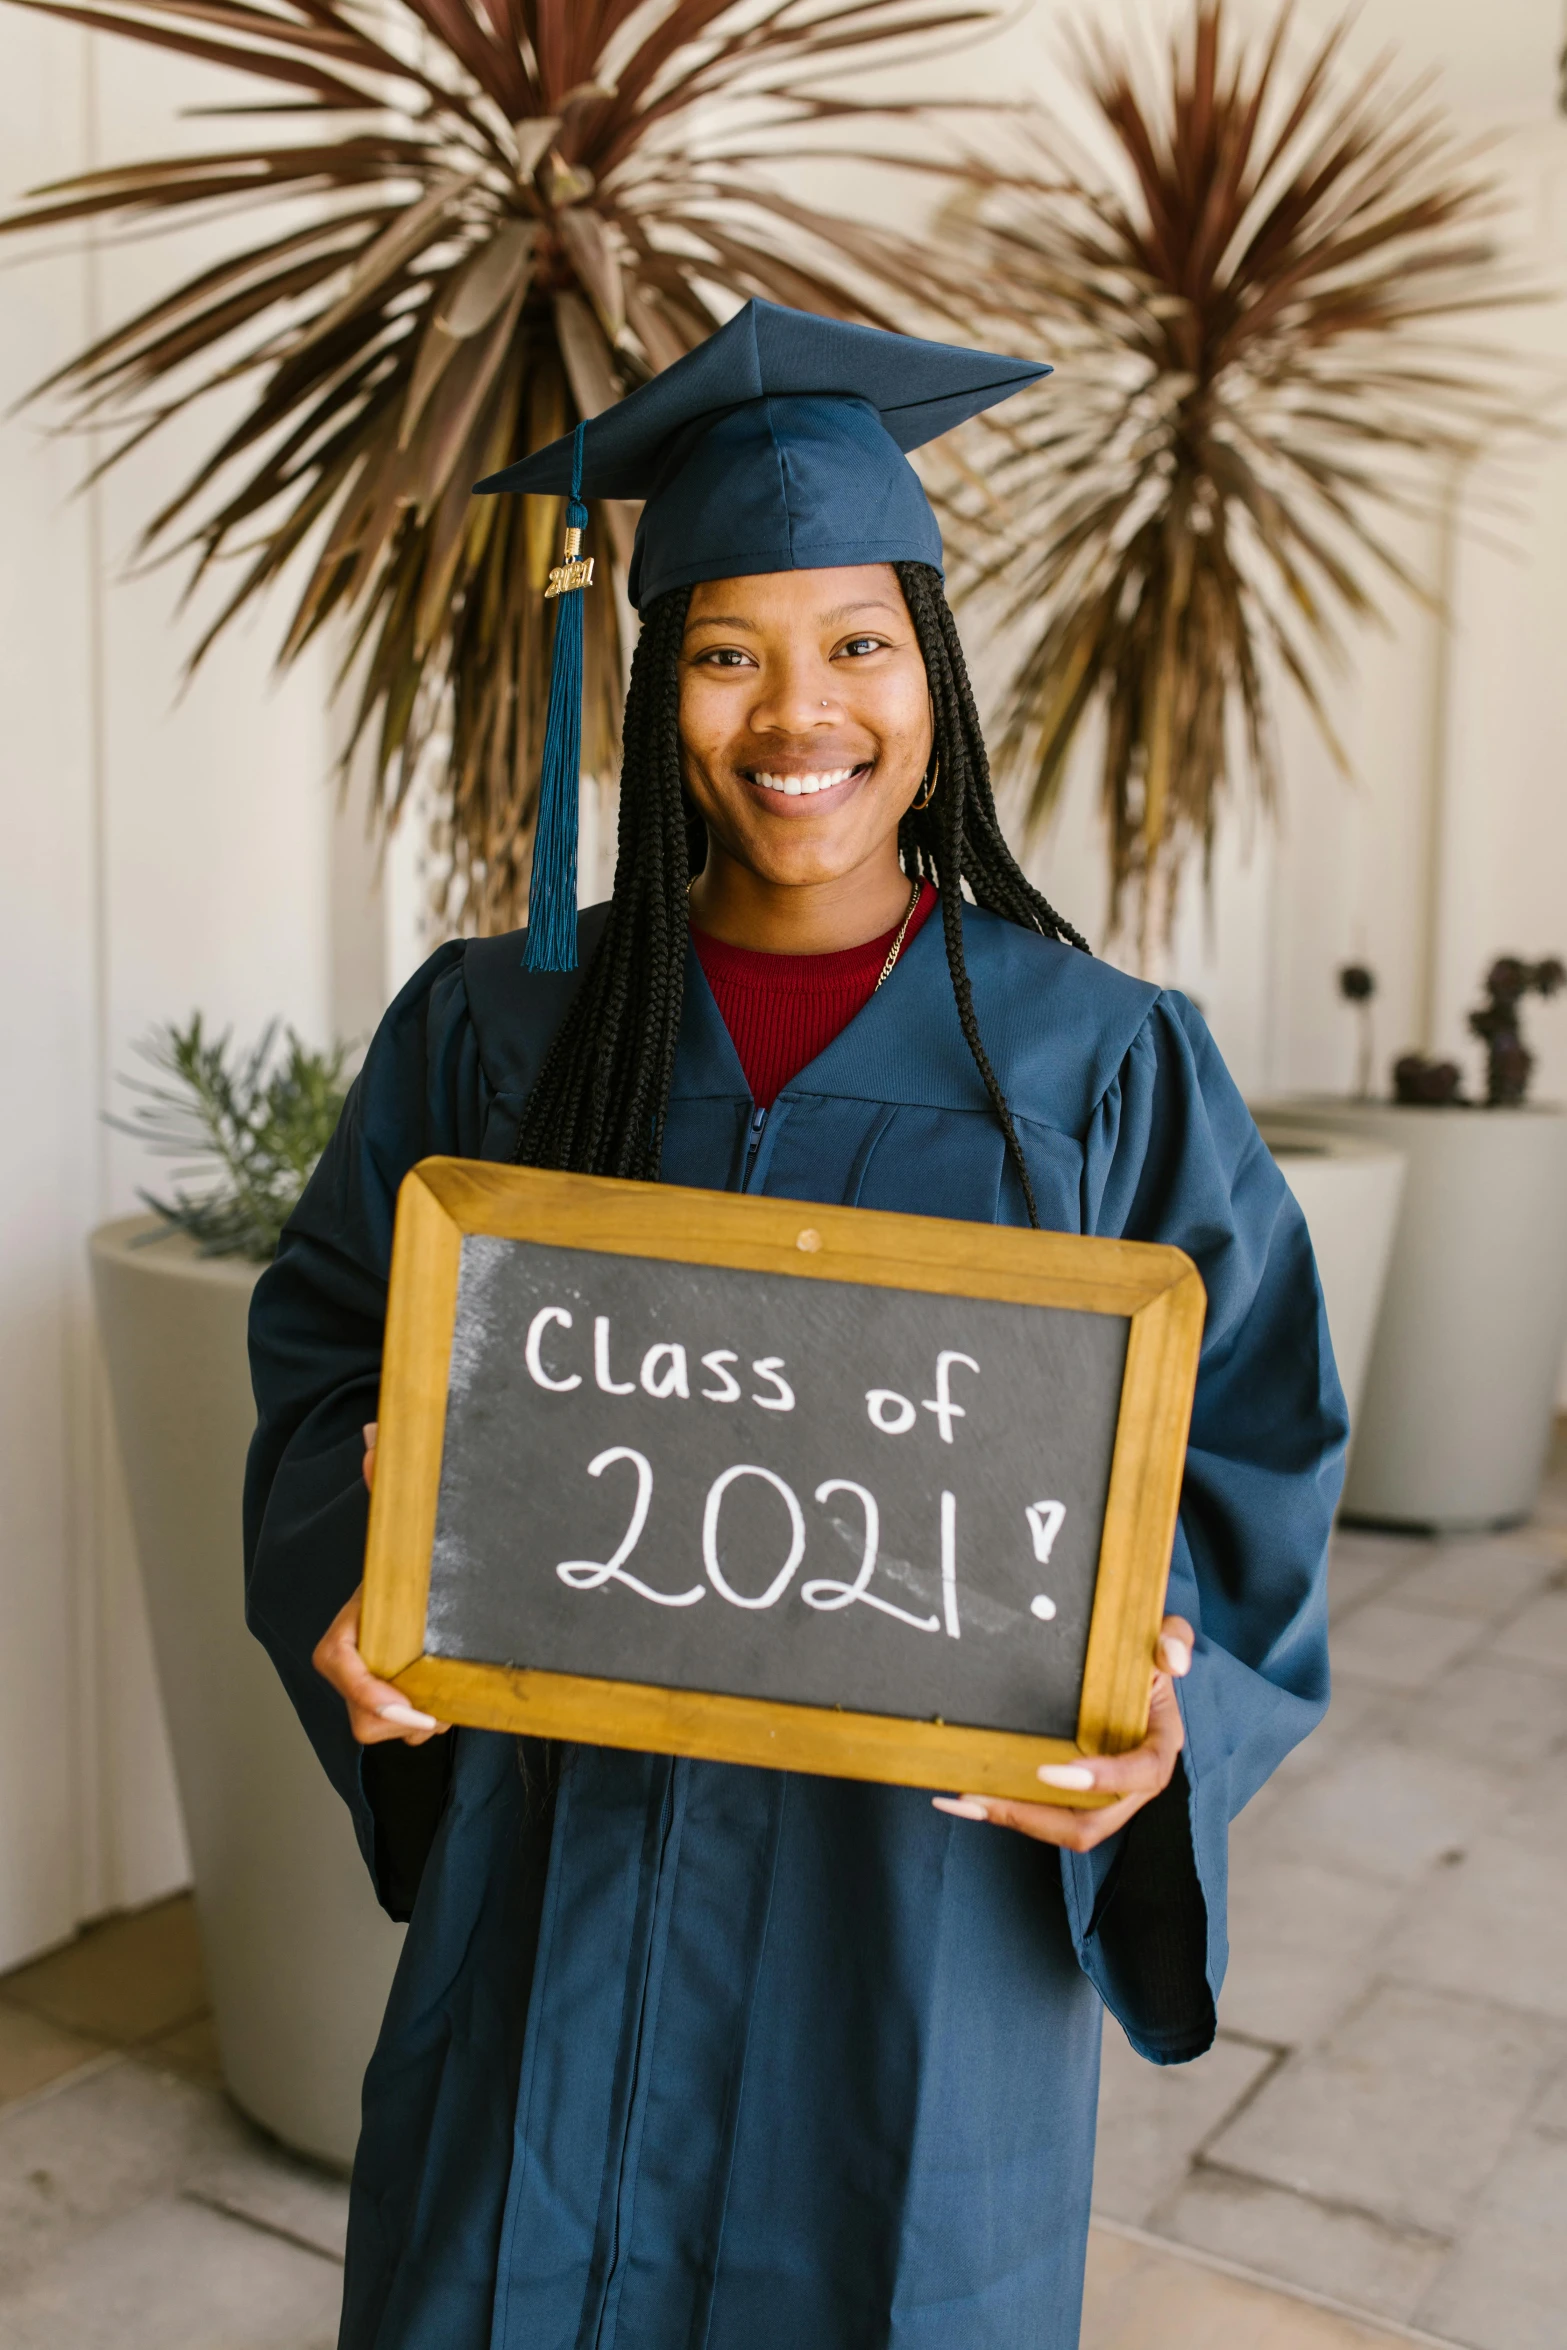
<box><xmin>748</xmin><ymin>764</ymin><xmax>865</xmax><ymax>797</ymax></box>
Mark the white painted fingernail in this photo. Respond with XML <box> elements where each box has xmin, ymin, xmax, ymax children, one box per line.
<box><xmin>1037</xmin><ymin>1763</ymin><xmax>1096</xmax><ymax>1790</ymax></box>
<box><xmin>1160</xmin><ymin>1638</ymin><xmax>1191</xmax><ymax>1676</ymax></box>
<box><xmin>377</xmin><ymin>1701</ymin><xmax>437</xmax><ymax>1730</ymax></box>
<box><xmin>932</xmin><ymin>1796</ymin><xmax>989</xmax><ymax>1821</ymax></box>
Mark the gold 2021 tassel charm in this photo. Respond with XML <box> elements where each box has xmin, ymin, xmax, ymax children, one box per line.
<box><xmin>546</xmin><ymin>523</ymin><xmax>594</xmax><ymax>600</ymax></box>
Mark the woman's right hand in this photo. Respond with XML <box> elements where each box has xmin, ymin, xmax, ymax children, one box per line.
<box><xmin>310</xmin><ymin>1423</ymin><xmax>450</xmax><ymax>1746</ymax></box>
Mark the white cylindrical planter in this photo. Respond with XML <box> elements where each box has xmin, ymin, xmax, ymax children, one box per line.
<box><xmin>1250</xmin><ymin>1119</ymin><xmax>1406</xmax><ymax>1438</ymax></box>
<box><xmin>1256</xmin><ymin>1102</ymin><xmax>1567</xmax><ymax>1530</ymax></box>
<box><xmin>91</xmin><ymin>1217</ymin><xmax>403</xmax><ymax>2168</ymax></box>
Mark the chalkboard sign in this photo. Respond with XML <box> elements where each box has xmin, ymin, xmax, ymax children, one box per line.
<box><xmin>360</xmin><ymin>1162</ymin><xmax>1205</xmax><ymax>1805</ymax></box>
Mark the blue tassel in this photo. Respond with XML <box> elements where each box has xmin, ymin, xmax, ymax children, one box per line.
<box><xmin>524</xmin><ymin>421</ymin><xmax>591</xmax><ymax>973</ymax></box>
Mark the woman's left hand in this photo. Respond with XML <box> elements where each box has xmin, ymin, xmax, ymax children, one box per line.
<box><xmin>931</xmin><ymin>1616</ymin><xmax>1193</xmax><ymax>1854</ymax></box>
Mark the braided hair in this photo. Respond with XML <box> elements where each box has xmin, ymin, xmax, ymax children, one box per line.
<box><xmin>512</xmin><ymin>562</ymin><xmax>1088</xmax><ymax>1224</ymax></box>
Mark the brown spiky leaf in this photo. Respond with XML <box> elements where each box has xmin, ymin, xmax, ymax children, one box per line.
<box><xmin>940</xmin><ymin>0</ymin><xmax>1547</xmax><ymax>960</ymax></box>
<box><xmin>2</xmin><ymin>0</ymin><xmax>997</xmax><ymax>933</ymax></box>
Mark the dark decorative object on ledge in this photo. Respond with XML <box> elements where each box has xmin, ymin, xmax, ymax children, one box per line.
<box><xmin>1468</xmin><ymin>957</ymin><xmax>1566</xmax><ymax>1107</ymax></box>
<box><xmin>1393</xmin><ymin>1054</ymin><xmax>1466</xmax><ymax>1107</ymax></box>
<box><xmin>1338</xmin><ymin>964</ymin><xmax>1377</xmax><ymax>1099</ymax></box>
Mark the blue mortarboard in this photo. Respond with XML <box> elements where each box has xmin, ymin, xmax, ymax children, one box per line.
<box><xmin>474</xmin><ymin>299</ymin><xmax>1051</xmax><ymax>969</ymax></box>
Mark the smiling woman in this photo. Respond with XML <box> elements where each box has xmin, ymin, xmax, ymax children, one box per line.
<box><xmin>243</xmin><ymin>302</ymin><xmax>1347</xmax><ymax>2350</ymax></box>
<box><xmin>681</xmin><ymin>570</ymin><xmax>934</xmax><ymax>935</ymax></box>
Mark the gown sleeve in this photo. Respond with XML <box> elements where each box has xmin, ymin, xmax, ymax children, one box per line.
<box><xmin>242</xmin><ymin>942</ymin><xmax>488</xmax><ymax>1914</ymax></box>
<box><xmin>1065</xmin><ymin>990</ymin><xmax>1347</xmax><ymax>2062</ymax></box>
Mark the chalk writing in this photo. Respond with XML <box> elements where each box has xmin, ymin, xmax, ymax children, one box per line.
<box><xmin>700</xmin><ymin>1351</ymin><xmax>742</xmax><ymax>1403</ymax></box>
<box><xmin>1026</xmin><ymin>1499</ymin><xmax>1066</xmax><ymax>1621</ymax></box>
<box><xmin>940</xmin><ymin>1489</ymin><xmax>960</xmax><ymax>1638</ymax></box>
<box><xmin>803</xmin><ymin>1480</ymin><xmax>940</xmax><ymax>1633</ymax></box>
<box><xmin>923</xmin><ymin>1351</ymin><xmax>979</xmax><ymax>1445</ymax></box>
<box><xmin>641</xmin><ymin>1342</ymin><xmax>689</xmax><ymax>1399</ymax></box>
<box><xmin>525</xmin><ymin>1305</ymin><xmax>580</xmax><ymax>1392</ymax></box>
<box><xmin>428</xmin><ymin>1235</ymin><xmax>1132</xmax><ymax>1742</ymax></box>
<box><xmin>552</xmin><ymin>1448</ymin><xmax>994</xmax><ymax>1642</ymax></box>
<box><xmin>703</xmin><ymin>1464</ymin><xmax>806</xmax><ymax>1608</ymax></box>
<box><xmin>556</xmin><ymin>1448</ymin><xmax>704</xmax><ymax>1606</ymax></box>
<box><xmin>751</xmin><ymin>1358</ymin><xmax>794</xmax><ymax>1412</ymax></box>
<box><xmin>593</xmin><ymin>1317</ymin><xmax>634</xmax><ymax>1395</ymax></box>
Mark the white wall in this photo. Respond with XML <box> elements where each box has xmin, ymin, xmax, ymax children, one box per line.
<box><xmin>2</xmin><ymin>0</ymin><xmax>1565</xmax><ymax>1964</ymax></box>
<box><xmin>0</xmin><ymin>23</ymin><xmax>363</xmax><ymax>1962</ymax></box>
<box><xmin>1</xmin><ymin>7</ymin><xmax>98</xmax><ymax>1966</ymax></box>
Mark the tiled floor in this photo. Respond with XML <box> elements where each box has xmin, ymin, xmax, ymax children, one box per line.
<box><xmin>0</xmin><ymin>1901</ymin><xmax>345</xmax><ymax>2346</ymax></box>
<box><xmin>0</xmin><ymin>1439</ymin><xmax>1562</xmax><ymax>2349</ymax></box>
<box><xmin>1091</xmin><ymin>1426</ymin><xmax>1567</xmax><ymax>2350</ymax></box>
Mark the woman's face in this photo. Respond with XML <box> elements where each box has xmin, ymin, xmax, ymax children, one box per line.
<box><xmin>678</xmin><ymin>563</ymin><xmax>933</xmax><ymax>892</ymax></box>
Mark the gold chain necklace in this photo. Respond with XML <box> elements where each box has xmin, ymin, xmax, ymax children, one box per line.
<box><xmin>873</xmin><ymin>880</ymin><xmax>923</xmax><ymax>994</ymax></box>
<box><xmin>686</xmin><ymin>876</ymin><xmax>922</xmax><ymax>990</ymax></box>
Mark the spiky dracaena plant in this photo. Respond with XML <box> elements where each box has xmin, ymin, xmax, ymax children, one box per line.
<box><xmin>2</xmin><ymin>0</ymin><xmax>992</xmax><ymax>932</ymax></box>
<box><xmin>940</xmin><ymin>1</ymin><xmax>1535</xmax><ymax>961</ymax></box>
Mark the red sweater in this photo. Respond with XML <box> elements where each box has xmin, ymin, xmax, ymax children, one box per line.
<box><xmin>691</xmin><ymin>883</ymin><xmax>937</xmax><ymax>1110</ymax></box>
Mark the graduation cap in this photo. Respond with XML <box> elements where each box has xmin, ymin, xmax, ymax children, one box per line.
<box><xmin>474</xmin><ymin>298</ymin><xmax>1050</xmax><ymax>970</ymax></box>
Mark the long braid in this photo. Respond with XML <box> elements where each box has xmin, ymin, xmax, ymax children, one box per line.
<box><xmin>893</xmin><ymin>565</ymin><xmax>1082</xmax><ymax>1227</ymax></box>
<box><xmin>512</xmin><ymin>585</ymin><xmax>692</xmax><ymax>1177</ymax></box>
<box><xmin>515</xmin><ymin>564</ymin><xmax>1087</xmax><ymax>1221</ymax></box>
<box><xmin>894</xmin><ymin>563</ymin><xmax>1091</xmax><ymax>954</ymax></box>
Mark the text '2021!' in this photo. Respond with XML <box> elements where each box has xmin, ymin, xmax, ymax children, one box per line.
<box><xmin>524</xmin><ymin>1304</ymin><xmax>1067</xmax><ymax>1635</ymax></box>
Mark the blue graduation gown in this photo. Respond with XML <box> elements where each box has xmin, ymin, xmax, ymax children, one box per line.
<box><xmin>244</xmin><ymin>903</ymin><xmax>1345</xmax><ymax>2350</ymax></box>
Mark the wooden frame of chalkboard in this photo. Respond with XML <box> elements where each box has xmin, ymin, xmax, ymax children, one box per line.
<box><xmin>359</xmin><ymin>1160</ymin><xmax>1205</xmax><ymax>1807</ymax></box>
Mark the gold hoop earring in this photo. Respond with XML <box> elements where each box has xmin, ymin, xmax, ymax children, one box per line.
<box><xmin>912</xmin><ymin>755</ymin><xmax>939</xmax><ymax>812</ymax></box>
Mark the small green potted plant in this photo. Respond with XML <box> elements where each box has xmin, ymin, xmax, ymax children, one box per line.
<box><xmin>91</xmin><ymin>1021</ymin><xmax>403</xmax><ymax>2169</ymax></box>
<box><xmin>112</xmin><ymin>1015</ymin><xmax>351</xmax><ymax>1261</ymax></box>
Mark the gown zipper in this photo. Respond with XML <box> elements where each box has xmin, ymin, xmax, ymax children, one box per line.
<box><xmin>576</xmin><ymin>1099</ymin><xmax>768</xmax><ymax>2341</ymax></box>
<box><xmin>743</xmin><ymin>1102</ymin><xmax>768</xmax><ymax>1187</ymax></box>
